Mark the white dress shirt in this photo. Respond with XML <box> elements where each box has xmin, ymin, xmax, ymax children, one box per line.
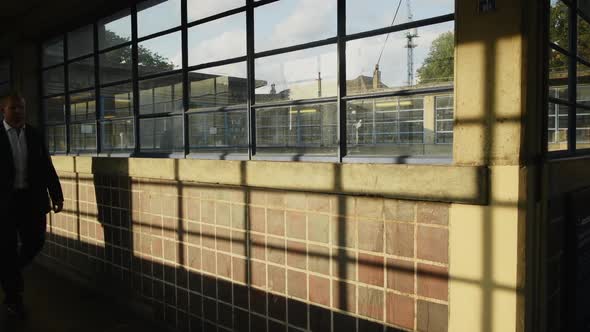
<box><xmin>3</xmin><ymin>120</ymin><xmax>28</xmax><ymax>189</ymax></box>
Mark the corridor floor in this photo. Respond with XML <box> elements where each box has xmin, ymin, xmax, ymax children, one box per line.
<box><xmin>0</xmin><ymin>263</ymin><xmax>163</xmax><ymax>332</ymax></box>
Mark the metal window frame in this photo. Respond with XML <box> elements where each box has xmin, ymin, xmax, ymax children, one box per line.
<box><xmin>39</xmin><ymin>0</ymin><xmax>456</xmax><ymax>164</ymax></box>
<box><xmin>546</xmin><ymin>0</ymin><xmax>590</xmax><ymax>157</ymax></box>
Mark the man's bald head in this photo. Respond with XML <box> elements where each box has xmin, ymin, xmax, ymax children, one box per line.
<box><xmin>0</xmin><ymin>92</ymin><xmax>26</xmax><ymax>128</ymax></box>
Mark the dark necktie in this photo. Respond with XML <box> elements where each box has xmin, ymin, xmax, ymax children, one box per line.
<box><xmin>15</xmin><ymin>128</ymin><xmax>21</xmax><ymax>137</ymax></box>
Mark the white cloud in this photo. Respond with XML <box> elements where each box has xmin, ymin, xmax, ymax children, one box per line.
<box><xmin>187</xmin><ymin>0</ymin><xmax>244</xmax><ymax>21</ymax></box>
<box><xmin>186</xmin><ymin>29</ymin><xmax>247</xmax><ymax>67</ymax></box>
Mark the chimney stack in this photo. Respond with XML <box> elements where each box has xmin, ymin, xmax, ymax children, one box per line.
<box><xmin>373</xmin><ymin>64</ymin><xmax>381</xmax><ymax>90</ymax></box>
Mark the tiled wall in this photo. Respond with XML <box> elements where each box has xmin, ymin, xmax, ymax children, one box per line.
<box><xmin>42</xmin><ymin>172</ymin><xmax>450</xmax><ymax>332</ymax></box>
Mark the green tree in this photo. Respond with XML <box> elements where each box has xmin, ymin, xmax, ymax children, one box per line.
<box><xmin>102</xmin><ymin>30</ymin><xmax>174</xmax><ymax>72</ymax></box>
<box><xmin>549</xmin><ymin>2</ymin><xmax>590</xmax><ymax>71</ymax></box>
<box><xmin>416</xmin><ymin>31</ymin><xmax>454</xmax><ymax>85</ymax></box>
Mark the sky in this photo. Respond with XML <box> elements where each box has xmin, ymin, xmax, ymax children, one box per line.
<box><xmin>99</xmin><ymin>0</ymin><xmax>454</xmax><ymax>93</ymax></box>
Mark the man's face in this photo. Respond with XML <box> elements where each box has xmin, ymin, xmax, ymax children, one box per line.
<box><xmin>1</xmin><ymin>97</ymin><xmax>26</xmax><ymax>128</ymax></box>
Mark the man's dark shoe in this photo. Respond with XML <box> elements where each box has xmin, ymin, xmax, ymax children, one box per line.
<box><xmin>4</xmin><ymin>294</ymin><xmax>27</xmax><ymax>320</ymax></box>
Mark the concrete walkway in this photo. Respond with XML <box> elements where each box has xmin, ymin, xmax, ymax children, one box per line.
<box><xmin>0</xmin><ymin>263</ymin><xmax>162</xmax><ymax>332</ymax></box>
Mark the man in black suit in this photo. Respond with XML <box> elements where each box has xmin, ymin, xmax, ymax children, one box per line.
<box><xmin>0</xmin><ymin>92</ymin><xmax>63</xmax><ymax>318</ymax></box>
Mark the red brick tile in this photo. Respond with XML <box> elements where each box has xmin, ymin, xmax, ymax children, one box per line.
<box><xmin>286</xmin><ymin>211</ymin><xmax>306</xmax><ymax>240</ymax></box>
<box><xmin>332</xmin><ymin>281</ymin><xmax>356</xmax><ymax>313</ymax></box>
<box><xmin>216</xmin><ymin>227</ymin><xmax>231</xmax><ymax>253</ymax></box>
<box><xmin>417</xmin><ymin>226</ymin><xmax>448</xmax><ymax>264</ymax></box>
<box><xmin>202</xmin><ymin>249</ymin><xmax>216</xmax><ymax>274</ymax></box>
<box><xmin>387</xmin><ymin>292</ymin><xmax>415</xmax><ymax>330</ymax></box>
<box><xmin>232</xmin><ymin>257</ymin><xmax>247</xmax><ymax>284</ymax></box>
<box><xmin>217</xmin><ymin>253</ymin><xmax>231</xmax><ymax>278</ymax></box>
<box><xmin>251</xmin><ymin>261</ymin><xmax>266</xmax><ymax>288</ymax></box>
<box><xmin>358</xmin><ymin>220</ymin><xmax>384</xmax><ymax>253</ymax></box>
<box><xmin>308</xmin><ymin>244</ymin><xmax>330</xmax><ymax>276</ymax></box>
<box><xmin>417</xmin><ymin>301</ymin><xmax>448</xmax><ymax>332</ymax></box>
<box><xmin>287</xmin><ymin>270</ymin><xmax>307</xmax><ymax>300</ymax></box>
<box><xmin>417</xmin><ymin>202</ymin><xmax>449</xmax><ymax>225</ymax></box>
<box><xmin>267</xmin><ymin>236</ymin><xmax>285</xmax><ymax>265</ymax></box>
<box><xmin>387</xmin><ymin>258</ymin><xmax>415</xmax><ymax>294</ymax></box>
<box><xmin>331</xmin><ymin>249</ymin><xmax>357</xmax><ymax>281</ymax></box>
<box><xmin>231</xmin><ymin>230</ymin><xmax>247</xmax><ymax>257</ymax></box>
<box><xmin>249</xmin><ymin>207</ymin><xmax>266</xmax><ymax>233</ymax></box>
<box><xmin>417</xmin><ymin>264</ymin><xmax>448</xmax><ymax>301</ymax></box>
<box><xmin>358</xmin><ymin>253</ymin><xmax>384</xmax><ymax>287</ymax></box>
<box><xmin>308</xmin><ymin>213</ymin><xmax>330</xmax><ymax>244</ymax></box>
<box><xmin>358</xmin><ymin>286</ymin><xmax>384</xmax><ymax>321</ymax></box>
<box><xmin>385</xmin><ymin>222</ymin><xmax>414</xmax><ymax>258</ymax></box>
<box><xmin>250</xmin><ymin>234</ymin><xmax>266</xmax><ymax>260</ymax></box>
<box><xmin>287</xmin><ymin>241</ymin><xmax>307</xmax><ymax>270</ymax></box>
<box><xmin>187</xmin><ymin>245</ymin><xmax>201</xmax><ymax>270</ymax></box>
<box><xmin>267</xmin><ymin>209</ymin><xmax>285</xmax><ymax>236</ymax></box>
<box><xmin>215</xmin><ymin>202</ymin><xmax>231</xmax><ymax>226</ymax></box>
<box><xmin>268</xmin><ymin>265</ymin><xmax>286</xmax><ymax>294</ymax></box>
<box><xmin>309</xmin><ymin>275</ymin><xmax>330</xmax><ymax>307</ymax></box>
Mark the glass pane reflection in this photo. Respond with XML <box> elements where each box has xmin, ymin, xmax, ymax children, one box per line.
<box><xmin>100</xmin><ymin>46</ymin><xmax>133</xmax><ymax>84</ymax></box>
<box><xmin>187</xmin><ymin>12</ymin><xmax>246</xmax><ymax>66</ymax></box>
<box><xmin>255</xmin><ymin>45</ymin><xmax>337</xmax><ymax>103</ymax></box>
<box><xmin>102</xmin><ymin>119</ymin><xmax>135</xmax><ymax>152</ymax></box>
<box><xmin>189</xmin><ymin>110</ymin><xmax>247</xmax><ymax>152</ymax></box>
<box><xmin>70</xmin><ymin>122</ymin><xmax>97</xmax><ymax>152</ymax></box>
<box><xmin>138</xmin><ymin>32</ymin><xmax>182</xmax><ymax>77</ymax></box>
<box><xmin>255</xmin><ymin>0</ymin><xmax>337</xmax><ymax>52</ymax></box>
<box><xmin>139</xmin><ymin>74</ymin><xmax>184</xmax><ymax>115</ymax></box>
<box><xmin>137</xmin><ymin>0</ymin><xmax>181</xmax><ymax>38</ymax></box>
<box><xmin>70</xmin><ymin>90</ymin><xmax>96</xmax><ymax>122</ymax></box>
<box><xmin>256</xmin><ymin>103</ymin><xmax>338</xmax><ymax>155</ymax></box>
<box><xmin>346</xmin><ymin>22</ymin><xmax>454</xmax><ymax>95</ymax></box>
<box><xmin>140</xmin><ymin>116</ymin><xmax>184</xmax><ymax>152</ymax></box>
<box><xmin>46</xmin><ymin>125</ymin><xmax>66</xmax><ymax>153</ymax></box>
<box><xmin>44</xmin><ymin>96</ymin><xmax>66</xmax><ymax>124</ymax></box>
<box><xmin>98</xmin><ymin>10</ymin><xmax>132</xmax><ymax>50</ymax></box>
<box><xmin>68</xmin><ymin>25</ymin><xmax>94</xmax><ymax>59</ymax></box>
<box><xmin>69</xmin><ymin>57</ymin><xmax>95</xmax><ymax>90</ymax></box>
<box><xmin>43</xmin><ymin>66</ymin><xmax>65</xmax><ymax>96</ymax></box>
<box><xmin>187</xmin><ymin>0</ymin><xmax>244</xmax><ymax>22</ymax></box>
<box><xmin>189</xmin><ymin>62</ymin><xmax>247</xmax><ymax>111</ymax></box>
<box><xmin>101</xmin><ymin>83</ymin><xmax>134</xmax><ymax>119</ymax></box>
<box><xmin>346</xmin><ymin>0</ymin><xmax>454</xmax><ymax>34</ymax></box>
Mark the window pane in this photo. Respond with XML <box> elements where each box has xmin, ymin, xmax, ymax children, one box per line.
<box><xmin>549</xmin><ymin>48</ymin><xmax>569</xmax><ymax>100</ymax></box>
<box><xmin>138</xmin><ymin>32</ymin><xmax>182</xmax><ymax>76</ymax></box>
<box><xmin>46</xmin><ymin>125</ymin><xmax>66</xmax><ymax>154</ymax></box>
<box><xmin>189</xmin><ymin>110</ymin><xmax>248</xmax><ymax>152</ymax></box>
<box><xmin>347</xmin><ymin>21</ymin><xmax>454</xmax><ymax>95</ymax></box>
<box><xmin>43</xmin><ymin>37</ymin><xmax>64</xmax><ymax>67</ymax></box>
<box><xmin>70</xmin><ymin>122</ymin><xmax>97</xmax><ymax>152</ymax></box>
<box><xmin>137</xmin><ymin>0</ymin><xmax>181</xmax><ymax>38</ymax></box>
<box><xmin>42</xmin><ymin>66</ymin><xmax>65</xmax><ymax>96</ymax></box>
<box><xmin>577</xmin><ymin>107</ymin><xmax>590</xmax><ymax>148</ymax></box>
<box><xmin>100</xmin><ymin>46</ymin><xmax>133</xmax><ymax>84</ymax></box>
<box><xmin>579</xmin><ymin>15</ymin><xmax>590</xmax><ymax>61</ymax></box>
<box><xmin>189</xmin><ymin>62</ymin><xmax>247</xmax><ymax>111</ymax></box>
<box><xmin>550</xmin><ymin>0</ymin><xmax>569</xmax><ymax>50</ymax></box>
<box><xmin>346</xmin><ymin>0</ymin><xmax>454</xmax><ymax>34</ymax></box>
<box><xmin>101</xmin><ymin>83</ymin><xmax>134</xmax><ymax>119</ymax></box>
<box><xmin>69</xmin><ymin>57</ymin><xmax>95</xmax><ymax>90</ymax></box>
<box><xmin>256</xmin><ymin>103</ymin><xmax>338</xmax><ymax>155</ymax></box>
<box><xmin>70</xmin><ymin>90</ymin><xmax>96</xmax><ymax>122</ymax></box>
<box><xmin>577</xmin><ymin>61</ymin><xmax>590</xmax><ymax>104</ymax></box>
<box><xmin>102</xmin><ymin>119</ymin><xmax>135</xmax><ymax>152</ymax></box>
<box><xmin>347</xmin><ymin>95</ymin><xmax>451</xmax><ymax>157</ymax></box>
<box><xmin>44</xmin><ymin>96</ymin><xmax>66</xmax><ymax>124</ymax></box>
<box><xmin>255</xmin><ymin>45</ymin><xmax>337</xmax><ymax>104</ymax></box>
<box><xmin>435</xmin><ymin>95</ymin><xmax>454</xmax><ymax>144</ymax></box>
<box><xmin>548</xmin><ymin>102</ymin><xmax>568</xmax><ymax>151</ymax></box>
<box><xmin>188</xmin><ymin>0</ymin><xmax>244</xmax><ymax>22</ymax></box>
<box><xmin>68</xmin><ymin>25</ymin><xmax>94</xmax><ymax>59</ymax></box>
<box><xmin>255</xmin><ymin>0</ymin><xmax>337</xmax><ymax>52</ymax></box>
<box><xmin>139</xmin><ymin>74</ymin><xmax>184</xmax><ymax>115</ymax></box>
<box><xmin>187</xmin><ymin>12</ymin><xmax>246</xmax><ymax>66</ymax></box>
<box><xmin>139</xmin><ymin>116</ymin><xmax>184</xmax><ymax>152</ymax></box>
<box><xmin>98</xmin><ymin>10</ymin><xmax>132</xmax><ymax>50</ymax></box>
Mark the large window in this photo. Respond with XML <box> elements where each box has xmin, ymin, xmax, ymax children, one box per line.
<box><xmin>547</xmin><ymin>0</ymin><xmax>590</xmax><ymax>153</ymax></box>
<box><xmin>41</xmin><ymin>0</ymin><xmax>455</xmax><ymax>162</ymax></box>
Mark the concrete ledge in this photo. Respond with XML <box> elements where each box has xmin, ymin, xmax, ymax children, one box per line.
<box><xmin>52</xmin><ymin>156</ymin><xmax>489</xmax><ymax>205</ymax></box>
<box><xmin>547</xmin><ymin>156</ymin><xmax>590</xmax><ymax>197</ymax></box>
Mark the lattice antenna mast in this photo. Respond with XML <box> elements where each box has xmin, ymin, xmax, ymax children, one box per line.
<box><xmin>405</xmin><ymin>0</ymin><xmax>418</xmax><ymax>86</ymax></box>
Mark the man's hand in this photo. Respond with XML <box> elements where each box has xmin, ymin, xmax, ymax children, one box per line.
<box><xmin>52</xmin><ymin>200</ymin><xmax>64</xmax><ymax>213</ymax></box>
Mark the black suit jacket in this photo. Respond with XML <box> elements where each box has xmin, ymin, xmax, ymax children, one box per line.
<box><xmin>0</xmin><ymin>124</ymin><xmax>63</xmax><ymax>215</ymax></box>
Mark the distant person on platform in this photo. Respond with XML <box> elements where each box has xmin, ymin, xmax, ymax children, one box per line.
<box><xmin>0</xmin><ymin>92</ymin><xmax>63</xmax><ymax>318</ymax></box>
